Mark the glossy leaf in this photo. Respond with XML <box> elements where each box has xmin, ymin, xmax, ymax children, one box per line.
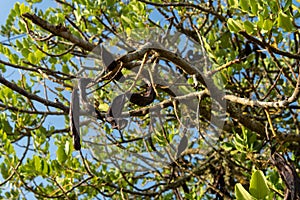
<box><xmin>244</xmin><ymin>20</ymin><xmax>255</xmax><ymax>34</ymax></box>
<box><xmin>0</xmin><ymin>163</ymin><xmax>9</xmax><ymax>179</ymax></box>
<box><xmin>228</xmin><ymin>18</ymin><xmax>243</xmax><ymax>33</ymax></box>
<box><xmin>277</xmin><ymin>11</ymin><xmax>294</xmax><ymax>32</ymax></box>
<box><xmin>62</xmin><ymin>64</ymin><xmax>70</xmax><ymax>74</ymax></box>
<box><xmin>28</xmin><ymin>52</ymin><xmax>37</xmax><ymax>64</ymax></box>
<box><xmin>235</xmin><ymin>183</ymin><xmax>255</xmax><ymax>200</ymax></box>
<box><xmin>14</xmin><ymin>3</ymin><xmax>20</xmax><ymax>15</ymax></box>
<box><xmin>262</xmin><ymin>19</ymin><xmax>273</xmax><ymax>32</ymax></box>
<box><xmin>19</xmin><ymin>3</ymin><xmax>30</xmax><ymax>15</ymax></box>
<box><xmin>56</xmin><ymin>145</ymin><xmax>67</xmax><ymax>164</ymax></box>
<box><xmin>249</xmin><ymin>0</ymin><xmax>258</xmax><ymax>14</ymax></box>
<box><xmin>239</xmin><ymin>0</ymin><xmax>249</xmax><ymax>11</ymax></box>
<box><xmin>249</xmin><ymin>170</ymin><xmax>270</xmax><ymax>199</ymax></box>
<box><xmin>228</xmin><ymin>0</ymin><xmax>238</xmax><ymax>7</ymax></box>
<box><xmin>34</xmin><ymin>155</ymin><xmax>41</xmax><ymax>172</ymax></box>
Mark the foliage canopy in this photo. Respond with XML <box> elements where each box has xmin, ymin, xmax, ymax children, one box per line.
<box><xmin>0</xmin><ymin>0</ymin><xmax>300</xmax><ymax>199</ymax></box>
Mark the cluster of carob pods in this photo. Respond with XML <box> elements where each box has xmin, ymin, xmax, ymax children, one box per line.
<box><xmin>69</xmin><ymin>46</ymin><xmax>156</xmax><ymax>150</ymax></box>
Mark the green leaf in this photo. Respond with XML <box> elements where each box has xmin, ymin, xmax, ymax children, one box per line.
<box><xmin>249</xmin><ymin>0</ymin><xmax>258</xmax><ymax>14</ymax></box>
<box><xmin>14</xmin><ymin>2</ymin><xmax>20</xmax><ymax>16</ymax></box>
<box><xmin>62</xmin><ymin>64</ymin><xmax>69</xmax><ymax>74</ymax></box>
<box><xmin>35</xmin><ymin>49</ymin><xmax>45</xmax><ymax>61</ymax></box>
<box><xmin>228</xmin><ymin>0</ymin><xmax>238</xmax><ymax>7</ymax></box>
<box><xmin>244</xmin><ymin>21</ymin><xmax>255</xmax><ymax>34</ymax></box>
<box><xmin>187</xmin><ymin>77</ymin><xmax>193</xmax><ymax>85</ymax></box>
<box><xmin>26</xmin><ymin>0</ymin><xmax>42</xmax><ymax>3</ymax></box>
<box><xmin>19</xmin><ymin>3</ymin><xmax>30</xmax><ymax>15</ymax></box>
<box><xmin>22</xmin><ymin>38</ymin><xmax>30</xmax><ymax>49</ymax></box>
<box><xmin>5</xmin><ymin>143</ymin><xmax>15</xmax><ymax>154</ymax></box>
<box><xmin>283</xmin><ymin>0</ymin><xmax>292</xmax><ymax>12</ymax></box>
<box><xmin>257</xmin><ymin>14</ymin><xmax>264</xmax><ymax>29</ymax></box>
<box><xmin>267</xmin><ymin>1</ymin><xmax>279</xmax><ymax>13</ymax></box>
<box><xmin>0</xmin><ymin>63</ymin><xmax>5</xmax><ymax>73</ymax></box>
<box><xmin>49</xmin><ymin>57</ymin><xmax>57</xmax><ymax>64</ymax></box>
<box><xmin>41</xmin><ymin>160</ymin><xmax>51</xmax><ymax>175</ymax></box>
<box><xmin>227</xmin><ymin>18</ymin><xmax>243</xmax><ymax>33</ymax></box>
<box><xmin>239</xmin><ymin>0</ymin><xmax>249</xmax><ymax>11</ymax></box>
<box><xmin>51</xmin><ymin>160</ymin><xmax>62</xmax><ymax>172</ymax></box>
<box><xmin>249</xmin><ymin>170</ymin><xmax>270</xmax><ymax>199</ymax></box>
<box><xmin>98</xmin><ymin>103</ymin><xmax>109</xmax><ymax>111</ymax></box>
<box><xmin>221</xmin><ymin>142</ymin><xmax>234</xmax><ymax>151</ymax></box>
<box><xmin>21</xmin><ymin>49</ymin><xmax>31</xmax><ymax>58</ymax></box>
<box><xmin>9</xmin><ymin>54</ymin><xmax>19</xmax><ymax>64</ymax></box>
<box><xmin>277</xmin><ymin>11</ymin><xmax>294</xmax><ymax>32</ymax></box>
<box><xmin>121</xmin><ymin>15</ymin><xmax>132</xmax><ymax>25</ymax></box>
<box><xmin>0</xmin><ymin>163</ymin><xmax>9</xmax><ymax>179</ymax></box>
<box><xmin>18</xmin><ymin>20</ymin><xmax>26</xmax><ymax>33</ymax></box>
<box><xmin>262</xmin><ymin>19</ymin><xmax>273</xmax><ymax>32</ymax></box>
<box><xmin>15</xmin><ymin>40</ymin><xmax>23</xmax><ymax>49</ymax></box>
<box><xmin>56</xmin><ymin>145</ymin><xmax>67</xmax><ymax>164</ymax></box>
<box><xmin>235</xmin><ymin>183</ymin><xmax>255</xmax><ymax>200</ymax></box>
<box><xmin>34</xmin><ymin>155</ymin><xmax>41</xmax><ymax>172</ymax></box>
<box><xmin>55</xmin><ymin>87</ymin><xmax>64</xmax><ymax>92</ymax></box>
<box><xmin>28</xmin><ymin>52</ymin><xmax>37</xmax><ymax>64</ymax></box>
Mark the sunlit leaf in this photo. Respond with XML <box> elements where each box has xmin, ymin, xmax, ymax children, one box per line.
<box><xmin>277</xmin><ymin>11</ymin><xmax>294</xmax><ymax>32</ymax></box>
<box><xmin>227</xmin><ymin>18</ymin><xmax>243</xmax><ymax>33</ymax></box>
<box><xmin>262</xmin><ymin>19</ymin><xmax>273</xmax><ymax>32</ymax></box>
<box><xmin>249</xmin><ymin>170</ymin><xmax>270</xmax><ymax>199</ymax></box>
<box><xmin>56</xmin><ymin>145</ymin><xmax>67</xmax><ymax>164</ymax></box>
<box><xmin>19</xmin><ymin>3</ymin><xmax>30</xmax><ymax>15</ymax></box>
<box><xmin>249</xmin><ymin>0</ymin><xmax>258</xmax><ymax>14</ymax></box>
<box><xmin>239</xmin><ymin>0</ymin><xmax>249</xmax><ymax>11</ymax></box>
<box><xmin>244</xmin><ymin>20</ymin><xmax>255</xmax><ymax>34</ymax></box>
<box><xmin>34</xmin><ymin>155</ymin><xmax>41</xmax><ymax>172</ymax></box>
<box><xmin>28</xmin><ymin>52</ymin><xmax>37</xmax><ymax>64</ymax></box>
<box><xmin>62</xmin><ymin>64</ymin><xmax>70</xmax><ymax>74</ymax></box>
<box><xmin>228</xmin><ymin>0</ymin><xmax>238</xmax><ymax>7</ymax></box>
<box><xmin>235</xmin><ymin>183</ymin><xmax>255</xmax><ymax>200</ymax></box>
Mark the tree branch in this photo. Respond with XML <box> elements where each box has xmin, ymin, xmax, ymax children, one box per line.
<box><xmin>0</xmin><ymin>75</ymin><xmax>68</xmax><ymax>112</ymax></box>
<box><xmin>22</xmin><ymin>13</ymin><xmax>96</xmax><ymax>51</ymax></box>
<box><xmin>239</xmin><ymin>31</ymin><xmax>300</xmax><ymax>60</ymax></box>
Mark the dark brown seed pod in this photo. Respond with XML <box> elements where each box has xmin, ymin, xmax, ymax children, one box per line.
<box><xmin>176</xmin><ymin>134</ymin><xmax>188</xmax><ymax>158</ymax></box>
<box><xmin>70</xmin><ymin>88</ymin><xmax>81</xmax><ymax>150</ymax></box>
<box><xmin>101</xmin><ymin>45</ymin><xmax>123</xmax><ymax>81</ymax></box>
<box><xmin>78</xmin><ymin>78</ymin><xmax>92</xmax><ymax>104</ymax></box>
<box><xmin>127</xmin><ymin>83</ymin><xmax>156</xmax><ymax>107</ymax></box>
<box><xmin>106</xmin><ymin>94</ymin><xmax>127</xmax><ymax>130</ymax></box>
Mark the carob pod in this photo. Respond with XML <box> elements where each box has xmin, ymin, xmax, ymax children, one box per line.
<box><xmin>106</xmin><ymin>94</ymin><xmax>127</xmax><ymax>130</ymax></box>
<box><xmin>70</xmin><ymin>88</ymin><xmax>81</xmax><ymax>150</ymax></box>
<box><xmin>101</xmin><ymin>45</ymin><xmax>124</xmax><ymax>82</ymax></box>
<box><xmin>127</xmin><ymin>83</ymin><xmax>156</xmax><ymax>107</ymax></box>
<box><xmin>78</xmin><ymin>78</ymin><xmax>94</xmax><ymax>113</ymax></box>
<box><xmin>176</xmin><ymin>134</ymin><xmax>188</xmax><ymax>158</ymax></box>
